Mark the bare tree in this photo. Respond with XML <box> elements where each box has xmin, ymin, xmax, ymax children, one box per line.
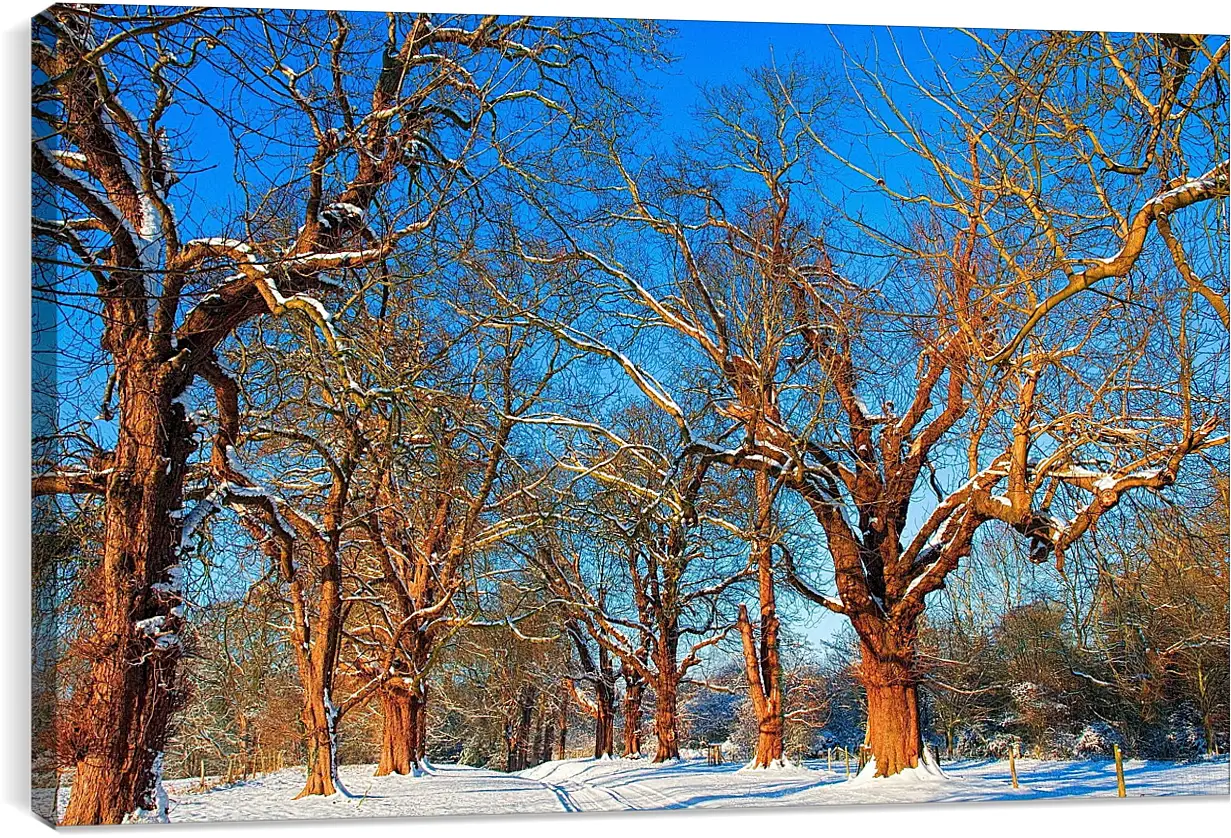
<box><xmin>525</xmin><ymin>410</ymin><xmax>749</xmax><ymax>762</ymax></box>
<box><xmin>508</xmin><ymin>57</ymin><xmax>1225</xmax><ymax>776</ymax></box>
<box><xmin>346</xmin><ymin>318</ymin><xmax>564</xmax><ymax>778</ymax></box>
<box><xmin>32</xmin><ymin>5</ymin><xmax>662</xmax><ymax>819</ymax></box>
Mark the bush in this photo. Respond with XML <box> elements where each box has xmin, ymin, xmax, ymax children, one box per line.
<box><xmin>1138</xmin><ymin>707</ymin><xmax>1207</xmax><ymax>761</ymax></box>
<box><xmin>985</xmin><ymin>733</ymin><xmax>1023</xmax><ymax>758</ymax></box>
<box><xmin>1072</xmin><ymin>722</ymin><xmax>1124</xmax><ymax>759</ymax></box>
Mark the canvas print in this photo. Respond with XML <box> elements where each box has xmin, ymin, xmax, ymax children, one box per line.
<box><xmin>30</xmin><ymin>2</ymin><xmax>1230</xmax><ymax>826</ymax></box>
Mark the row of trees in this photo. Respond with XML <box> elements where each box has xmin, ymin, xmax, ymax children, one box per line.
<box><xmin>32</xmin><ymin>6</ymin><xmax>1227</xmax><ymax>825</ymax></box>
<box><xmin>141</xmin><ymin>481</ymin><xmax>1231</xmax><ymax>778</ymax></box>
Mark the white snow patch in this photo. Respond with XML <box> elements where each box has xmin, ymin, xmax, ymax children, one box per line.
<box><xmin>849</xmin><ymin>752</ymin><xmax>949</xmax><ymax>786</ymax></box>
<box><xmin>48</xmin><ymin>755</ymin><xmax>1228</xmax><ymax>823</ymax></box>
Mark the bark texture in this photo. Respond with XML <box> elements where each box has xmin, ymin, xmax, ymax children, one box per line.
<box><xmin>860</xmin><ymin>640</ymin><xmax>923</xmax><ymax>777</ymax></box>
<box><xmin>621</xmin><ymin>673</ymin><xmax>644</xmax><ymax>758</ymax></box>
<box><xmin>651</xmin><ymin>663</ymin><xmax>680</xmax><ymax>762</ymax></box>
<box><xmin>737</xmin><ymin>471</ymin><xmax>785</xmax><ymax>769</ymax></box>
<box><xmin>376</xmin><ymin>685</ymin><xmax>427</xmax><ymax>776</ymax></box>
<box><xmin>60</xmin><ymin>364</ymin><xmax>193</xmax><ymax>824</ymax></box>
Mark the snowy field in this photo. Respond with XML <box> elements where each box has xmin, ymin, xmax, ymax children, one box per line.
<box><xmin>119</xmin><ymin>755</ymin><xmax>1230</xmax><ymax>823</ymax></box>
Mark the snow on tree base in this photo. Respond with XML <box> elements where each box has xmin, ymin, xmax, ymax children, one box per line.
<box><xmin>849</xmin><ymin>752</ymin><xmax>949</xmax><ymax>786</ymax></box>
<box><xmin>124</xmin><ymin>754</ymin><xmax>171</xmax><ymax>823</ymax></box>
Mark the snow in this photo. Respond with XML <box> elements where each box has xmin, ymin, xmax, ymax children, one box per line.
<box><xmin>50</xmin><ymin>149</ymin><xmax>87</xmax><ymax>166</ymax></box>
<box><xmin>737</xmin><ymin>757</ymin><xmax>808</xmax><ymax>773</ymax></box>
<box><xmin>1141</xmin><ymin>164</ymin><xmax>1227</xmax><ymax>209</ymax></box>
<box><xmin>135</xmin><ymin>614</ymin><xmax>180</xmax><ymax>650</ymax></box>
<box><xmin>319</xmin><ymin>202</ymin><xmax>365</xmax><ymax>228</ymax></box>
<box><xmin>64</xmin><ymin>756</ymin><xmax>1225</xmax><ymax>823</ymax></box>
<box><xmin>848</xmin><ymin>753</ymin><xmax>948</xmax><ymax>786</ymax></box>
<box><xmin>135</xmin><ymin>616</ymin><xmax>166</xmax><ymax>633</ymax></box>
<box><xmin>853</xmin><ymin>398</ymin><xmax>888</xmax><ymax>421</ymax></box>
<box><xmin>902</xmin><ymin>558</ymin><xmax>943</xmax><ymax>599</ymax></box>
<box><xmin>124</xmin><ymin>753</ymin><xmax>170</xmax><ymax>823</ymax></box>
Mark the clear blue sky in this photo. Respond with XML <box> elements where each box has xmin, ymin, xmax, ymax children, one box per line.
<box><xmin>36</xmin><ymin>12</ymin><xmax>1062</xmax><ymax>657</ymax></box>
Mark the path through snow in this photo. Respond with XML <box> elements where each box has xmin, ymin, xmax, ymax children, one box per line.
<box><xmin>129</xmin><ymin>756</ymin><xmax>1229</xmax><ymax>823</ymax></box>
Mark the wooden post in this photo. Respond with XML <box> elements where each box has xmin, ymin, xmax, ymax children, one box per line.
<box><xmin>1009</xmin><ymin>744</ymin><xmax>1019</xmax><ymax>789</ymax></box>
<box><xmin>827</xmin><ymin>748</ymin><xmax>832</xmax><ymax>771</ymax></box>
<box><xmin>199</xmin><ymin>757</ymin><xmax>206</xmax><ymax>791</ymax></box>
<box><xmin>1114</xmin><ymin>745</ymin><xmax>1126</xmax><ymax>797</ymax></box>
<box><xmin>845</xmin><ymin>748</ymin><xmax>851</xmax><ymax>778</ymax></box>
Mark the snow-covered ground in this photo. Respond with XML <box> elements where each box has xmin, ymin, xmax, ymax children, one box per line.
<box><xmin>138</xmin><ymin>755</ymin><xmax>1228</xmax><ymax>823</ymax></box>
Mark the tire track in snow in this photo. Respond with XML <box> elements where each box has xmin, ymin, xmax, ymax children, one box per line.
<box><xmin>601</xmin><ymin>777</ymin><xmax>683</xmax><ymax>810</ymax></box>
<box><xmin>540</xmin><ymin>777</ymin><xmax>640</xmax><ymax>812</ymax></box>
<box><xmin>544</xmin><ymin>782</ymin><xmax>581</xmax><ymax>812</ymax></box>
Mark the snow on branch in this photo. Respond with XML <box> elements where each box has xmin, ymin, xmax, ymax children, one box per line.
<box><xmin>990</xmin><ymin>158</ymin><xmax>1230</xmax><ymax>365</ymax></box>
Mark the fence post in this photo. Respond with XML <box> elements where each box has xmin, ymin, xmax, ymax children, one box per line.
<box><xmin>845</xmin><ymin>748</ymin><xmax>851</xmax><ymax>778</ymax></box>
<box><xmin>199</xmin><ymin>757</ymin><xmax>206</xmax><ymax>791</ymax></box>
<box><xmin>1009</xmin><ymin>744</ymin><xmax>1019</xmax><ymax>789</ymax></box>
<box><xmin>1114</xmin><ymin>744</ymin><xmax>1126</xmax><ymax>797</ymax></box>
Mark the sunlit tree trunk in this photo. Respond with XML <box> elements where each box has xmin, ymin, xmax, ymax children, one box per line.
<box><xmin>594</xmin><ymin>680</ymin><xmax>616</xmax><ymax>759</ymax></box>
<box><xmin>296</xmin><ymin>677</ymin><xmax>339</xmax><ymax>797</ymax></box>
<box><xmin>651</xmin><ymin>676</ymin><xmax>679</xmax><ymax>762</ymax></box>
<box><xmin>857</xmin><ymin>627</ymin><xmax>923</xmax><ymax>777</ymax></box>
<box><xmin>651</xmin><ymin>630</ymin><xmax>681</xmax><ymax>762</ymax></box>
<box><xmin>376</xmin><ymin>686</ymin><xmax>414</xmax><ymax>776</ymax></box>
<box><xmin>737</xmin><ymin>471</ymin><xmax>784</xmax><ymax>768</ymax></box>
<box><xmin>61</xmin><ymin>359</ymin><xmax>192</xmax><ymax>824</ymax></box>
<box><xmin>288</xmin><ymin>542</ymin><xmax>344</xmax><ymax>798</ymax></box>
<box><xmin>621</xmin><ymin>673</ymin><xmax>644</xmax><ymax>758</ymax></box>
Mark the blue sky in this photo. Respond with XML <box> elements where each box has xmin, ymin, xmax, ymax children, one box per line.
<box><xmin>39</xmin><ymin>11</ymin><xmax>1208</xmax><ymax>660</ymax></box>
<box><xmin>30</xmin><ymin>13</ymin><xmax>1030</xmax><ymax>652</ymax></box>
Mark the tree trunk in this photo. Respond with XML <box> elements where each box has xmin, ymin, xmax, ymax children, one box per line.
<box><xmin>860</xmin><ymin>641</ymin><xmax>923</xmax><ymax>777</ymax></box>
<box><xmin>738</xmin><ymin>472</ymin><xmax>785</xmax><ymax>769</ymax></box>
<box><xmin>739</xmin><ymin>605</ymin><xmax>786</xmax><ymax>768</ymax></box>
<box><xmin>652</xmin><ymin>674</ymin><xmax>680</xmax><ymax>762</ymax></box>
<box><xmin>540</xmin><ymin>716</ymin><xmax>556</xmax><ymax>765</ymax></box>
<box><xmin>532</xmin><ymin>702</ymin><xmax>547</xmax><ymax>767</ymax></box>
<box><xmin>61</xmin><ymin>375</ymin><xmax>192</xmax><ymax>825</ymax></box>
<box><xmin>622</xmin><ymin>678</ymin><xmax>644</xmax><ymax>758</ymax></box>
<box><xmin>509</xmin><ymin>686</ymin><xmax>536</xmax><ymax>771</ymax></box>
<box><xmin>376</xmin><ymin>686</ymin><xmax>414</xmax><ymax>776</ymax></box>
<box><xmin>556</xmin><ymin>690</ymin><xmax>569</xmax><ymax>760</ymax></box>
<box><xmin>411</xmin><ymin>687</ymin><xmax>427</xmax><ymax>766</ymax></box>
<box><xmin>283</xmin><ymin>535</ymin><xmax>345</xmax><ymax>797</ymax></box>
<box><xmin>594</xmin><ymin>683</ymin><xmax>615</xmax><ymax>758</ymax></box>
<box><xmin>296</xmin><ymin>679</ymin><xmax>340</xmax><ymax>797</ymax></box>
